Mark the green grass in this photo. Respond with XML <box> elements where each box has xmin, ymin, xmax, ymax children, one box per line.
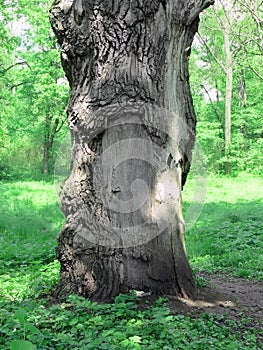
<box><xmin>183</xmin><ymin>174</ymin><xmax>263</xmax><ymax>280</ymax></box>
<box><xmin>0</xmin><ymin>181</ymin><xmax>63</xmax><ymax>301</ymax></box>
<box><xmin>0</xmin><ymin>176</ymin><xmax>262</xmax><ymax>349</ymax></box>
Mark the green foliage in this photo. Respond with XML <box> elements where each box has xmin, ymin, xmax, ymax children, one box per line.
<box><xmin>0</xmin><ymin>0</ymin><xmax>69</xmax><ymax>180</ymax></box>
<box><xmin>0</xmin><ymin>177</ymin><xmax>262</xmax><ymax>348</ymax></box>
<box><xmin>190</xmin><ymin>2</ymin><xmax>263</xmax><ymax>176</ymax></box>
<box><xmin>0</xmin><ymin>0</ymin><xmax>262</xmax><ymax>179</ymax></box>
<box><xmin>9</xmin><ymin>309</ymin><xmax>37</xmax><ymax>350</ymax></box>
<box><xmin>184</xmin><ymin>175</ymin><xmax>263</xmax><ymax>280</ymax></box>
<box><xmin>0</xmin><ymin>181</ymin><xmax>62</xmax><ymax>300</ymax></box>
<box><xmin>0</xmin><ymin>1</ymin><xmax>262</xmax><ymax>347</ymax></box>
<box><xmin>0</xmin><ymin>295</ymin><xmax>261</xmax><ymax>349</ymax></box>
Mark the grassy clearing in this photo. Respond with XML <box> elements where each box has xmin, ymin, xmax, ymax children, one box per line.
<box><xmin>0</xmin><ymin>181</ymin><xmax>63</xmax><ymax>301</ymax></box>
<box><xmin>183</xmin><ymin>174</ymin><xmax>263</xmax><ymax>280</ymax></box>
<box><xmin>0</xmin><ymin>176</ymin><xmax>262</xmax><ymax>349</ymax></box>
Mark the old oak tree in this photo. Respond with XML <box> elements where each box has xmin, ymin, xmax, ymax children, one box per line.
<box><xmin>50</xmin><ymin>0</ymin><xmax>214</xmax><ymax>301</ymax></box>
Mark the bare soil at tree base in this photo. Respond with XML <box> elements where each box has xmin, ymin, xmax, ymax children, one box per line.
<box><xmin>138</xmin><ymin>273</ymin><xmax>262</xmax><ymax>338</ymax></box>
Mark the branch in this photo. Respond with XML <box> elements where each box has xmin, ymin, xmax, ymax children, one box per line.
<box><xmin>197</xmin><ymin>33</ymin><xmax>226</xmax><ymax>73</ymax></box>
<box><xmin>249</xmin><ymin>65</ymin><xmax>263</xmax><ymax>80</ymax></box>
<box><xmin>235</xmin><ymin>0</ymin><xmax>263</xmax><ymax>53</ymax></box>
<box><xmin>186</xmin><ymin>0</ymin><xmax>215</xmax><ymax>25</ymax></box>
<box><xmin>55</xmin><ymin>116</ymin><xmax>67</xmax><ymax>133</ymax></box>
<box><xmin>9</xmin><ymin>81</ymin><xmax>32</xmax><ymax>90</ymax></box>
<box><xmin>235</xmin><ymin>0</ymin><xmax>262</xmax><ymax>23</ymax></box>
<box><xmin>200</xmin><ymin>83</ymin><xmax>222</xmax><ymax>123</ymax></box>
<box><xmin>217</xmin><ymin>0</ymin><xmax>234</xmax><ymax>28</ymax></box>
<box><xmin>0</xmin><ymin>61</ymin><xmax>31</xmax><ymax>75</ymax></box>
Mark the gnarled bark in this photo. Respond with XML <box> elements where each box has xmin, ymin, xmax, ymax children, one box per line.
<box><xmin>50</xmin><ymin>0</ymin><xmax>214</xmax><ymax>301</ymax></box>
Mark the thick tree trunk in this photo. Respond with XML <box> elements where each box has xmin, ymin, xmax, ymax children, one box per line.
<box><xmin>50</xmin><ymin>0</ymin><xmax>214</xmax><ymax>301</ymax></box>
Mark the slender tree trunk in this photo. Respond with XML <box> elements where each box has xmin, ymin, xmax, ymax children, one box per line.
<box><xmin>43</xmin><ymin>116</ymin><xmax>59</xmax><ymax>174</ymax></box>
<box><xmin>223</xmin><ymin>20</ymin><xmax>233</xmax><ymax>174</ymax></box>
<box><xmin>238</xmin><ymin>70</ymin><xmax>246</xmax><ymax>108</ymax></box>
<box><xmin>43</xmin><ymin>115</ymin><xmax>52</xmax><ymax>175</ymax></box>
<box><xmin>50</xmin><ymin>0</ymin><xmax>214</xmax><ymax>301</ymax></box>
<box><xmin>224</xmin><ymin>27</ymin><xmax>233</xmax><ymax>150</ymax></box>
<box><xmin>43</xmin><ymin>141</ymin><xmax>50</xmax><ymax>175</ymax></box>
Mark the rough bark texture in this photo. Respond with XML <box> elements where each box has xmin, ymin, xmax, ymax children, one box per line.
<box><xmin>50</xmin><ymin>0</ymin><xmax>214</xmax><ymax>301</ymax></box>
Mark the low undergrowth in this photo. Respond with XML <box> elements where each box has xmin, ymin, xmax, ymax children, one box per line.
<box><xmin>0</xmin><ymin>294</ymin><xmax>260</xmax><ymax>350</ymax></box>
<box><xmin>0</xmin><ymin>175</ymin><xmax>262</xmax><ymax>348</ymax></box>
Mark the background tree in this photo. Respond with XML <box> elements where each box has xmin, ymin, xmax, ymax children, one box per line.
<box><xmin>0</xmin><ymin>0</ymin><xmax>69</xmax><ymax>179</ymax></box>
<box><xmin>0</xmin><ymin>2</ymin><xmax>20</xmax><ymax>176</ymax></box>
<box><xmin>0</xmin><ymin>0</ymin><xmax>261</xmax><ymax>180</ymax></box>
<box><xmin>190</xmin><ymin>0</ymin><xmax>263</xmax><ymax>174</ymax></box>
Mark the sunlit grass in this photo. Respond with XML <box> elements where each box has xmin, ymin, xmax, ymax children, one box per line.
<box><xmin>0</xmin><ymin>180</ymin><xmax>63</xmax><ymax>300</ymax></box>
<box><xmin>0</xmin><ymin>261</ymin><xmax>60</xmax><ymax>301</ymax></box>
<box><xmin>0</xmin><ymin>175</ymin><xmax>262</xmax><ymax>303</ymax></box>
<box><xmin>0</xmin><ymin>177</ymin><xmax>262</xmax><ymax>349</ymax></box>
<box><xmin>183</xmin><ymin>174</ymin><xmax>263</xmax><ymax>280</ymax></box>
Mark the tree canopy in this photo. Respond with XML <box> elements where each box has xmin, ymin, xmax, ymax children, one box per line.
<box><xmin>0</xmin><ymin>0</ymin><xmax>262</xmax><ymax>179</ymax></box>
<box><xmin>0</xmin><ymin>0</ymin><xmax>69</xmax><ymax>179</ymax></box>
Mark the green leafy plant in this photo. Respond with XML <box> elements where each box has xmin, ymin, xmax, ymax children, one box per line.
<box><xmin>9</xmin><ymin>308</ymin><xmax>38</xmax><ymax>350</ymax></box>
<box><xmin>0</xmin><ymin>177</ymin><xmax>262</xmax><ymax>349</ymax></box>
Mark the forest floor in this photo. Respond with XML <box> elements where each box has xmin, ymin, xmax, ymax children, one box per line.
<box><xmin>167</xmin><ymin>273</ymin><xmax>263</xmax><ymax>325</ymax></box>
<box><xmin>137</xmin><ymin>272</ymin><xmax>263</xmax><ymax>339</ymax></box>
<box><xmin>0</xmin><ymin>178</ymin><xmax>262</xmax><ymax>349</ymax></box>
<box><xmin>42</xmin><ymin>272</ymin><xmax>263</xmax><ymax>328</ymax></box>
